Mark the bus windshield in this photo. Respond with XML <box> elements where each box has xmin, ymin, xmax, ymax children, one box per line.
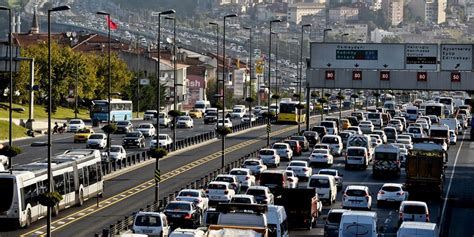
<box><xmin>425</xmin><ymin>106</ymin><xmax>442</xmax><ymax>116</ymax></box>
<box><xmin>0</xmin><ymin>178</ymin><xmax>14</xmax><ymax>212</ymax></box>
<box><xmin>375</xmin><ymin>152</ymin><xmax>398</xmax><ymax>161</ymax></box>
<box><xmin>279</xmin><ymin>103</ymin><xmax>296</xmax><ymax>113</ymax></box>
<box><xmin>92</xmin><ymin>103</ymin><xmax>108</xmax><ymax>112</ymax></box>
<box><xmin>430</xmin><ymin>130</ymin><xmax>448</xmax><ymax>138</ymax></box>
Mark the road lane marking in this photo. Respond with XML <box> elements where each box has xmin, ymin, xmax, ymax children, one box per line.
<box><xmin>440</xmin><ymin>133</ymin><xmax>465</xmax><ymax>228</ymax></box>
<box><xmin>21</xmin><ymin>123</ymin><xmax>297</xmax><ymax>236</ymax></box>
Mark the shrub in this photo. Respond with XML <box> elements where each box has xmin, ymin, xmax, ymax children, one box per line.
<box><xmin>350</xmin><ymin>94</ymin><xmax>359</xmax><ymax>99</ymax></box>
<box><xmin>0</xmin><ymin>145</ymin><xmax>22</xmax><ymax>157</ymax></box>
<box><xmin>245</xmin><ymin>97</ymin><xmax>255</xmax><ymax>103</ymax></box>
<box><xmin>216</xmin><ymin>126</ymin><xmax>232</xmax><ymax>136</ymax></box>
<box><xmin>310</xmin><ymin>92</ymin><xmax>318</xmax><ymax>98</ymax></box>
<box><xmin>292</xmin><ymin>93</ymin><xmax>300</xmax><ymax>98</ymax></box>
<box><xmin>261</xmin><ymin>111</ymin><xmax>276</xmax><ymax>119</ymax></box>
<box><xmin>317</xmin><ymin>98</ymin><xmax>328</xmax><ymax>104</ymax></box>
<box><xmin>148</xmin><ymin>148</ymin><xmax>168</xmax><ymax>158</ymax></box>
<box><xmin>101</xmin><ymin>123</ymin><xmax>117</xmax><ymax>134</ymax></box>
<box><xmin>271</xmin><ymin>94</ymin><xmax>280</xmax><ymax>100</ymax></box>
<box><xmin>296</xmin><ymin>103</ymin><xmax>305</xmax><ymax>109</ymax></box>
<box><xmin>168</xmin><ymin>110</ymin><xmax>184</xmax><ymax>117</ymax></box>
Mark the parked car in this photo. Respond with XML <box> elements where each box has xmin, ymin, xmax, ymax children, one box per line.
<box><xmin>137</xmin><ymin>123</ymin><xmax>156</xmax><ymax>137</ymax></box>
<box><xmin>132</xmin><ymin>211</ymin><xmax>170</xmax><ymax>236</ymax></box>
<box><xmin>176</xmin><ymin>189</ymin><xmax>209</xmax><ymax>211</ymax></box>
<box><xmin>377</xmin><ymin>183</ymin><xmax>408</xmax><ymax>206</ymax></box>
<box><xmin>257</xmin><ymin>149</ymin><xmax>280</xmax><ymax>167</ymax></box>
<box><xmin>116</xmin><ymin>120</ymin><xmax>133</xmax><ymax>134</ymax></box>
<box><xmin>86</xmin><ymin>133</ymin><xmax>107</xmax><ymax>149</ymax></box>
<box><xmin>163</xmin><ymin>201</ymin><xmax>202</xmax><ymax>228</ymax></box>
<box><xmin>342</xmin><ymin>185</ymin><xmax>372</xmax><ymax>210</ymax></box>
<box><xmin>286</xmin><ymin>160</ymin><xmax>312</xmax><ymax>181</ymax></box>
<box><xmin>122</xmin><ymin>131</ymin><xmax>146</xmax><ymax>148</ymax></box>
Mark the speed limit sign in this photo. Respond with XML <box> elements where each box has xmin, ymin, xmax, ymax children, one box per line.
<box><xmin>417</xmin><ymin>72</ymin><xmax>427</xmax><ymax>82</ymax></box>
<box><xmin>325</xmin><ymin>70</ymin><xmax>335</xmax><ymax>80</ymax></box>
<box><xmin>451</xmin><ymin>72</ymin><xmax>461</xmax><ymax>82</ymax></box>
<box><xmin>380</xmin><ymin>71</ymin><xmax>390</xmax><ymax>81</ymax></box>
<box><xmin>352</xmin><ymin>71</ymin><xmax>362</xmax><ymax>81</ymax></box>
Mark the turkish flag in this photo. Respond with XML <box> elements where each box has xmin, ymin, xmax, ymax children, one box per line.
<box><xmin>106</xmin><ymin>15</ymin><xmax>118</xmax><ymax>30</ymax></box>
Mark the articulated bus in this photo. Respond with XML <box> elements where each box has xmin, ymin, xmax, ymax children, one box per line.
<box><xmin>0</xmin><ymin>149</ymin><xmax>103</xmax><ymax>228</ymax></box>
<box><xmin>277</xmin><ymin>101</ymin><xmax>306</xmax><ymax>124</ymax></box>
<box><xmin>90</xmin><ymin>99</ymin><xmax>133</xmax><ymax>122</ymax></box>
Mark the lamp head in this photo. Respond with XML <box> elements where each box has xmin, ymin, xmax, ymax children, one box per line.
<box><xmin>159</xmin><ymin>9</ymin><xmax>175</xmax><ymax>15</ymax></box>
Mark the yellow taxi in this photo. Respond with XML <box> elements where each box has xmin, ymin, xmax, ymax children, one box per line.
<box><xmin>340</xmin><ymin>119</ymin><xmax>351</xmax><ymax>130</ymax></box>
<box><xmin>74</xmin><ymin>127</ymin><xmax>95</xmax><ymax>143</ymax></box>
<box><xmin>189</xmin><ymin>109</ymin><xmax>203</xmax><ymax>119</ymax></box>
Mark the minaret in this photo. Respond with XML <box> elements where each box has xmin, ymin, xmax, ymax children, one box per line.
<box><xmin>30</xmin><ymin>7</ymin><xmax>39</xmax><ymax>34</ymax></box>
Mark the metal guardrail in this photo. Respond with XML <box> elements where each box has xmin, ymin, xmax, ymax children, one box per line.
<box><xmin>96</xmin><ymin>126</ymin><xmax>301</xmax><ymax>237</ymax></box>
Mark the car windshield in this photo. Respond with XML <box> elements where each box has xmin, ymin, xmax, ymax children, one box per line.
<box><xmin>178</xmin><ymin>191</ymin><xmax>199</xmax><ymax>197</ymax></box>
<box><xmin>166</xmin><ymin>202</ymin><xmax>191</xmax><ymax>211</ymax></box>
<box><xmin>403</xmin><ymin>205</ymin><xmax>427</xmax><ymax>214</ymax></box>
<box><xmin>139</xmin><ymin>124</ymin><xmax>150</xmax><ymax>128</ymax></box>
<box><xmin>178</xmin><ymin>116</ymin><xmax>190</xmax><ymax>121</ymax></box>
<box><xmin>381</xmin><ymin>186</ymin><xmax>401</xmax><ymax>192</ymax></box>
<box><xmin>117</xmin><ymin>121</ymin><xmax>129</xmax><ymax>125</ymax></box>
<box><xmin>215</xmin><ymin>177</ymin><xmax>234</xmax><ymax>183</ymax></box>
<box><xmin>375</xmin><ymin>152</ymin><xmax>398</xmax><ymax>161</ymax></box>
<box><xmin>321</xmin><ymin>122</ymin><xmax>334</xmax><ymax>128</ymax></box>
<box><xmin>158</xmin><ymin>135</ymin><xmax>167</xmax><ymax>140</ymax></box>
<box><xmin>246</xmin><ymin>189</ymin><xmax>265</xmax><ymax>196</ymax></box>
<box><xmin>409</xmin><ymin>127</ymin><xmax>421</xmax><ymax>133</ymax></box>
<box><xmin>322</xmin><ymin>137</ymin><xmax>339</xmax><ymax>144</ymax></box>
<box><xmin>232</xmin><ymin>197</ymin><xmax>253</xmax><ymax>203</ymax></box>
<box><xmin>259</xmin><ymin>150</ymin><xmax>274</xmax><ymax>155</ymax></box>
<box><xmin>134</xmin><ymin>215</ymin><xmax>162</xmax><ymax>227</ymax></box>
<box><xmin>289</xmin><ymin>162</ymin><xmax>305</xmax><ymax>167</ymax></box>
<box><xmin>244</xmin><ymin>161</ymin><xmax>260</xmax><ymax>166</ymax></box>
<box><xmin>273</xmin><ymin>144</ymin><xmax>287</xmax><ymax>149</ymax></box>
<box><xmin>290</xmin><ymin>136</ymin><xmax>304</xmax><ymax>141</ymax></box>
<box><xmin>368</xmin><ymin>113</ymin><xmax>380</xmax><ymax>119</ymax></box>
<box><xmin>125</xmin><ymin>133</ymin><xmax>140</xmax><ymax>137</ymax></box>
<box><xmin>346</xmin><ymin>189</ymin><xmax>367</xmax><ymax>196</ymax></box>
<box><xmin>319</xmin><ymin>170</ymin><xmax>337</xmax><ymax>176</ymax></box>
<box><xmin>69</xmin><ymin>120</ymin><xmax>82</xmax><ymax>124</ymax></box>
<box><xmin>230</xmin><ymin>170</ymin><xmax>248</xmax><ymax>175</ymax></box>
<box><xmin>110</xmin><ymin>147</ymin><xmax>121</xmax><ymax>152</ymax></box>
<box><xmin>89</xmin><ymin>134</ymin><xmax>103</xmax><ymax>139</ymax></box>
<box><xmin>327</xmin><ymin>212</ymin><xmax>343</xmax><ymax>224</ymax></box>
<box><xmin>313</xmin><ymin>149</ymin><xmax>328</xmax><ymax>154</ymax></box>
<box><xmin>309</xmin><ymin>178</ymin><xmax>329</xmax><ymax>188</ymax></box>
<box><xmin>208</xmin><ymin>183</ymin><xmax>227</xmax><ymax>189</ymax></box>
<box><xmin>347</xmin><ymin>149</ymin><xmax>365</xmax><ymax>156</ymax></box>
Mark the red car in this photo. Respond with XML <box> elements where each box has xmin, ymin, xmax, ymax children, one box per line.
<box><xmin>284</xmin><ymin>140</ymin><xmax>302</xmax><ymax>156</ymax></box>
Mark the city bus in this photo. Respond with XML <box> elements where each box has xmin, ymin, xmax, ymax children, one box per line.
<box><xmin>277</xmin><ymin>101</ymin><xmax>306</xmax><ymax>124</ymax></box>
<box><xmin>0</xmin><ymin>149</ymin><xmax>103</xmax><ymax>228</ymax></box>
<box><xmin>438</xmin><ymin>97</ymin><xmax>454</xmax><ymax>115</ymax></box>
<box><xmin>425</xmin><ymin>103</ymin><xmax>445</xmax><ymax>118</ymax></box>
<box><xmin>90</xmin><ymin>99</ymin><xmax>133</xmax><ymax>122</ymax></box>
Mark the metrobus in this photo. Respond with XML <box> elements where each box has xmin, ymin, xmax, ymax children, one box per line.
<box><xmin>0</xmin><ymin>149</ymin><xmax>103</xmax><ymax>228</ymax></box>
<box><xmin>277</xmin><ymin>101</ymin><xmax>306</xmax><ymax>124</ymax></box>
<box><xmin>438</xmin><ymin>97</ymin><xmax>454</xmax><ymax>115</ymax></box>
<box><xmin>90</xmin><ymin>99</ymin><xmax>133</xmax><ymax>122</ymax></box>
<box><xmin>425</xmin><ymin>103</ymin><xmax>445</xmax><ymax>118</ymax></box>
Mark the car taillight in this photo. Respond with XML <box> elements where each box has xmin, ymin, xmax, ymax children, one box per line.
<box><xmin>365</xmin><ymin>195</ymin><xmax>370</xmax><ymax>201</ymax></box>
<box><xmin>426</xmin><ymin>213</ymin><xmax>430</xmax><ymax>222</ymax></box>
<box><xmin>205</xmin><ymin>190</ymin><xmax>209</xmax><ymax>193</ymax></box>
<box><xmin>378</xmin><ymin>191</ymin><xmax>385</xmax><ymax>195</ymax></box>
<box><xmin>184</xmin><ymin>213</ymin><xmax>192</xmax><ymax>219</ymax></box>
<box><xmin>194</xmin><ymin>199</ymin><xmax>202</xmax><ymax>203</ymax></box>
<box><xmin>245</xmin><ymin>176</ymin><xmax>250</xmax><ymax>180</ymax></box>
<box><xmin>399</xmin><ymin>212</ymin><xmax>403</xmax><ymax>219</ymax></box>
<box><xmin>303</xmin><ymin>168</ymin><xmax>309</xmax><ymax>171</ymax></box>
<box><xmin>224</xmin><ymin>190</ymin><xmax>229</xmax><ymax>194</ymax></box>
<box><xmin>397</xmin><ymin>191</ymin><xmax>404</xmax><ymax>196</ymax></box>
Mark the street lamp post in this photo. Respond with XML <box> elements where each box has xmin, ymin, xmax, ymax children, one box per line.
<box><xmin>165</xmin><ymin>16</ymin><xmax>177</xmax><ymax>151</ymax></box>
<box><xmin>341</xmin><ymin>33</ymin><xmax>349</xmax><ymax>43</ymax></box>
<box><xmin>267</xmin><ymin>19</ymin><xmax>282</xmax><ymax>146</ymax></box>
<box><xmin>221</xmin><ymin>13</ymin><xmax>238</xmax><ymax>169</ymax></box>
<box><xmin>155</xmin><ymin>9</ymin><xmax>175</xmax><ymax>204</ymax></box>
<box><xmin>272</xmin><ymin>32</ymin><xmax>279</xmax><ymax>115</ymax></box>
<box><xmin>243</xmin><ymin>26</ymin><xmax>253</xmax><ymax>123</ymax></box>
<box><xmin>48</xmin><ymin>6</ymin><xmax>71</xmax><ymax>236</ymax></box>
<box><xmin>321</xmin><ymin>28</ymin><xmax>332</xmax><ymax>122</ymax></box>
<box><xmin>299</xmin><ymin>24</ymin><xmax>311</xmax><ymax>134</ymax></box>
<box><xmin>323</xmin><ymin>28</ymin><xmax>332</xmax><ymax>43</ymax></box>
<box><xmin>209</xmin><ymin>22</ymin><xmax>219</xmax><ymax>126</ymax></box>
<box><xmin>0</xmin><ymin>6</ymin><xmax>13</xmax><ymax>169</ymax></box>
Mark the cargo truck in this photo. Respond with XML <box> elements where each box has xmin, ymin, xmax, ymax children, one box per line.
<box><xmin>274</xmin><ymin>188</ymin><xmax>322</xmax><ymax>230</ymax></box>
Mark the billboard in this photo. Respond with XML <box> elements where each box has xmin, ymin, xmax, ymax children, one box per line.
<box><xmin>183</xmin><ymin>75</ymin><xmax>205</xmax><ymax>109</ymax></box>
<box><xmin>233</xmin><ymin>69</ymin><xmax>245</xmax><ymax>98</ymax></box>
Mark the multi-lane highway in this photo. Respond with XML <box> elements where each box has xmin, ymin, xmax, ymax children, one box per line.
<box><xmin>2</xmin><ymin>111</ymin><xmax>473</xmax><ymax>237</ymax></box>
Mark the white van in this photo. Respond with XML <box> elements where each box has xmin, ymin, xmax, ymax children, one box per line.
<box><xmin>321</xmin><ymin>135</ymin><xmax>343</xmax><ymax>156</ymax></box>
<box><xmin>266</xmin><ymin>205</ymin><xmax>289</xmax><ymax>237</ymax></box>
<box><xmin>345</xmin><ymin>147</ymin><xmax>369</xmax><ymax>170</ymax></box>
<box><xmin>320</xmin><ymin>121</ymin><xmax>338</xmax><ymax>135</ymax></box>
<box><xmin>338</xmin><ymin>211</ymin><xmax>378</xmax><ymax>237</ymax></box>
<box><xmin>132</xmin><ymin>212</ymin><xmax>170</xmax><ymax>237</ymax></box>
<box><xmin>169</xmin><ymin>228</ymin><xmax>206</xmax><ymax>237</ymax></box>
<box><xmin>397</xmin><ymin>222</ymin><xmax>439</xmax><ymax>237</ymax></box>
<box><xmin>307</xmin><ymin>174</ymin><xmax>337</xmax><ymax>204</ymax></box>
<box><xmin>194</xmin><ymin>100</ymin><xmax>211</xmax><ymax>113</ymax></box>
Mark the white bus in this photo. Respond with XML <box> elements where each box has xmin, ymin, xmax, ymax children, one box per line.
<box><xmin>0</xmin><ymin>149</ymin><xmax>103</xmax><ymax>228</ymax></box>
<box><xmin>425</xmin><ymin>103</ymin><xmax>445</xmax><ymax>118</ymax></box>
<box><xmin>438</xmin><ymin>97</ymin><xmax>454</xmax><ymax>115</ymax></box>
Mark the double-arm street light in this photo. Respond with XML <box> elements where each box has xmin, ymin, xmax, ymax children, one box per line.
<box><xmin>267</xmin><ymin>19</ymin><xmax>282</xmax><ymax>146</ymax></box>
<box><xmin>48</xmin><ymin>6</ymin><xmax>71</xmax><ymax>236</ymax></box>
<box><xmin>323</xmin><ymin>28</ymin><xmax>332</xmax><ymax>43</ymax></box>
<box><xmin>221</xmin><ymin>13</ymin><xmax>238</xmax><ymax>169</ymax></box>
<box><xmin>0</xmin><ymin>6</ymin><xmax>13</xmax><ymax>169</ymax></box>
<box><xmin>298</xmin><ymin>23</ymin><xmax>311</xmax><ymax>134</ymax></box>
<box><xmin>164</xmin><ymin>16</ymin><xmax>177</xmax><ymax>152</ymax></box>
<box><xmin>209</xmin><ymin>22</ymin><xmax>220</xmax><ymax>126</ymax></box>
<box><xmin>155</xmin><ymin>9</ymin><xmax>175</xmax><ymax>204</ymax></box>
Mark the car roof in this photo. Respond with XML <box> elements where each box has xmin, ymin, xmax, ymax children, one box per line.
<box><xmin>382</xmin><ymin>183</ymin><xmax>403</xmax><ymax>187</ymax></box>
<box><xmin>209</xmin><ymin>181</ymin><xmax>231</xmax><ymax>186</ymax></box>
<box><xmin>247</xmin><ymin>185</ymin><xmax>268</xmax><ymax>190</ymax></box>
<box><xmin>319</xmin><ymin>169</ymin><xmax>337</xmax><ymax>173</ymax></box>
<box><xmin>328</xmin><ymin>208</ymin><xmax>349</xmax><ymax>214</ymax></box>
<box><xmin>399</xmin><ymin>221</ymin><xmax>437</xmax><ymax>230</ymax></box>
<box><xmin>346</xmin><ymin>185</ymin><xmax>368</xmax><ymax>190</ymax></box>
<box><xmin>401</xmin><ymin>201</ymin><xmax>428</xmax><ymax>206</ymax></box>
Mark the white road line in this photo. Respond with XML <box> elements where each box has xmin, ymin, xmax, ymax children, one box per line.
<box><xmin>440</xmin><ymin>133</ymin><xmax>465</xmax><ymax>227</ymax></box>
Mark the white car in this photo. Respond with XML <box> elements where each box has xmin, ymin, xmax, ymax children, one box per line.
<box><xmin>86</xmin><ymin>133</ymin><xmax>107</xmax><ymax>149</ymax></box>
<box><xmin>229</xmin><ymin>168</ymin><xmax>256</xmax><ymax>189</ymax></box>
<box><xmin>257</xmin><ymin>149</ymin><xmax>280</xmax><ymax>167</ymax></box>
<box><xmin>286</xmin><ymin>160</ymin><xmax>312</xmax><ymax>181</ymax></box>
<box><xmin>230</xmin><ymin>108</ymin><xmax>246</xmax><ymax>119</ymax></box>
<box><xmin>377</xmin><ymin>183</ymin><xmax>408</xmax><ymax>206</ymax></box>
<box><xmin>369</xmin><ymin>135</ymin><xmax>383</xmax><ymax>147</ymax></box>
<box><xmin>359</xmin><ymin>121</ymin><xmax>374</xmax><ymax>134</ymax></box>
<box><xmin>397</xmin><ymin>139</ymin><xmax>413</xmax><ymax>150</ymax></box>
<box><xmin>67</xmin><ymin>119</ymin><xmax>85</xmax><ymax>132</ymax></box>
<box><xmin>388</xmin><ymin>119</ymin><xmax>404</xmax><ymax>133</ymax></box>
<box><xmin>449</xmin><ymin>130</ymin><xmax>457</xmax><ymax>145</ymax></box>
<box><xmin>137</xmin><ymin>123</ymin><xmax>155</xmax><ymax>137</ymax></box>
<box><xmin>373</xmin><ymin>130</ymin><xmax>388</xmax><ymax>144</ymax></box>
<box><xmin>216</xmin><ymin>118</ymin><xmax>233</xmax><ymax>128</ymax></box>
<box><xmin>342</xmin><ymin>185</ymin><xmax>372</xmax><ymax>210</ymax></box>
<box><xmin>346</xmin><ymin>126</ymin><xmax>363</xmax><ymax>135</ymax></box>
<box><xmin>285</xmin><ymin>170</ymin><xmax>299</xmax><ymax>188</ymax></box>
<box><xmin>107</xmin><ymin>145</ymin><xmax>126</xmax><ymax>161</ymax></box>
<box><xmin>132</xmin><ymin>212</ymin><xmax>170</xmax><ymax>236</ymax></box>
<box><xmin>176</xmin><ymin>189</ymin><xmax>209</xmax><ymax>211</ymax></box>
<box><xmin>399</xmin><ymin>201</ymin><xmax>430</xmax><ymax>224</ymax></box>
<box><xmin>241</xmin><ymin>114</ymin><xmax>256</xmax><ymax>123</ymax></box>
<box><xmin>321</xmin><ymin>135</ymin><xmax>343</xmax><ymax>156</ymax></box>
<box><xmin>230</xmin><ymin>194</ymin><xmax>257</xmax><ymax>204</ymax></box>
<box><xmin>318</xmin><ymin>169</ymin><xmax>344</xmax><ymax>190</ymax></box>
<box><xmin>177</xmin><ymin>116</ymin><xmax>194</xmax><ymax>128</ymax></box>
<box><xmin>158</xmin><ymin>112</ymin><xmax>171</xmax><ymax>127</ymax></box>
<box><xmin>241</xmin><ymin>159</ymin><xmax>267</xmax><ymax>176</ymax></box>
<box><xmin>149</xmin><ymin>134</ymin><xmax>173</xmax><ymax>148</ymax></box>
<box><xmin>308</xmin><ymin>148</ymin><xmax>334</xmax><ymax>167</ymax></box>
<box><xmin>246</xmin><ymin>186</ymin><xmax>274</xmax><ymax>205</ymax></box>
<box><xmin>271</xmin><ymin>143</ymin><xmax>293</xmax><ymax>161</ymax></box>
<box><xmin>206</xmin><ymin>181</ymin><xmax>235</xmax><ymax>204</ymax></box>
